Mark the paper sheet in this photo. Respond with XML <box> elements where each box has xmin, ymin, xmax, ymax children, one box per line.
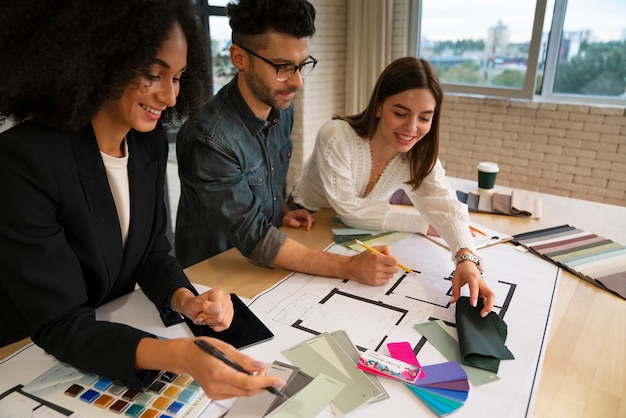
<box><xmin>247</xmin><ymin>236</ymin><xmax>560</xmax><ymax>417</ymax></box>
<box><xmin>1</xmin><ymin>233</ymin><xmax>561</xmax><ymax>418</ymax></box>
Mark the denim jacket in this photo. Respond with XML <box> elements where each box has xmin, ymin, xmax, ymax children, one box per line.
<box><xmin>175</xmin><ymin>76</ymin><xmax>292</xmax><ymax>268</ymax></box>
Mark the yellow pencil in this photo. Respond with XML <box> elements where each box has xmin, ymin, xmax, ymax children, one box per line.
<box><xmin>354</xmin><ymin>239</ymin><xmax>414</xmax><ymax>274</ymax></box>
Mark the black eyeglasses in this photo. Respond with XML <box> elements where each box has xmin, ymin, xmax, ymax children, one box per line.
<box><xmin>238</xmin><ymin>45</ymin><xmax>317</xmax><ymax>82</ymax></box>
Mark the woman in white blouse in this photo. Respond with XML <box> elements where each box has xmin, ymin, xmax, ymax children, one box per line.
<box><xmin>289</xmin><ymin>57</ymin><xmax>494</xmax><ymax>317</ymax></box>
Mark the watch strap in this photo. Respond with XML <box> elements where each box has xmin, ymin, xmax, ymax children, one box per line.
<box><xmin>455</xmin><ymin>253</ymin><xmax>483</xmax><ymax>271</ymax></box>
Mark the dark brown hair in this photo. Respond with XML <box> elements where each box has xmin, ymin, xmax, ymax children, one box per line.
<box><xmin>335</xmin><ymin>57</ymin><xmax>443</xmax><ymax>190</ymax></box>
<box><xmin>227</xmin><ymin>0</ymin><xmax>316</xmax><ymax>50</ymax></box>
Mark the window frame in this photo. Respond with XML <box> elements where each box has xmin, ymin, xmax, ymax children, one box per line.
<box><xmin>408</xmin><ymin>0</ymin><xmax>626</xmax><ymax>105</ymax></box>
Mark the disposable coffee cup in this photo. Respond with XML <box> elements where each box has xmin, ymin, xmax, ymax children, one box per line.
<box><xmin>477</xmin><ymin>162</ymin><xmax>499</xmax><ymax>193</ymax></box>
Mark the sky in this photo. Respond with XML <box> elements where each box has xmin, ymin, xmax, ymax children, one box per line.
<box><xmin>209</xmin><ymin>15</ymin><xmax>231</xmax><ymax>42</ymax></box>
<box><xmin>421</xmin><ymin>0</ymin><xmax>626</xmax><ymax>43</ymax></box>
<box><xmin>207</xmin><ymin>0</ymin><xmax>626</xmax><ymax>43</ymax></box>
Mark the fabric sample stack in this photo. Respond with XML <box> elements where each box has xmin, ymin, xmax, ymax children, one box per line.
<box><xmin>456</xmin><ymin>190</ymin><xmax>542</xmax><ymax>219</ymax></box>
<box><xmin>513</xmin><ymin>225</ymin><xmax>626</xmax><ymax>299</ymax></box>
<box><xmin>390</xmin><ymin>189</ymin><xmax>542</xmax><ymax>219</ymax></box>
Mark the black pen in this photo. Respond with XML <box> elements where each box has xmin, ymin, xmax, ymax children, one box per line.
<box><xmin>194</xmin><ymin>339</ymin><xmax>288</xmax><ymax>399</ymax></box>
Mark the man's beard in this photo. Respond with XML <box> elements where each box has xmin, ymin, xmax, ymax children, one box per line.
<box><xmin>245</xmin><ymin>70</ymin><xmax>296</xmax><ymax>110</ymax></box>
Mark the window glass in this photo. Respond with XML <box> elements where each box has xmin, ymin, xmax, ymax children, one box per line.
<box><xmin>419</xmin><ymin>0</ymin><xmax>537</xmax><ymax>90</ymax></box>
<box><xmin>209</xmin><ymin>15</ymin><xmax>235</xmax><ymax>94</ymax></box>
<box><xmin>552</xmin><ymin>0</ymin><xmax>626</xmax><ymax>98</ymax></box>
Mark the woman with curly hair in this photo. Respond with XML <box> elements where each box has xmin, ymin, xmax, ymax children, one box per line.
<box><xmin>0</xmin><ymin>0</ymin><xmax>285</xmax><ymax>399</ymax></box>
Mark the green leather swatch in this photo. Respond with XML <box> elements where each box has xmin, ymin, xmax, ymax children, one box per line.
<box><xmin>455</xmin><ymin>297</ymin><xmax>514</xmax><ymax>373</ymax></box>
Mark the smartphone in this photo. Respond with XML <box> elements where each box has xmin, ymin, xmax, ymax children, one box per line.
<box><xmin>183</xmin><ymin>293</ymin><xmax>274</xmax><ymax>349</ymax></box>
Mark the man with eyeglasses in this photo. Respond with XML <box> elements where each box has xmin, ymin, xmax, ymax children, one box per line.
<box><xmin>175</xmin><ymin>0</ymin><xmax>400</xmax><ymax>285</ymax></box>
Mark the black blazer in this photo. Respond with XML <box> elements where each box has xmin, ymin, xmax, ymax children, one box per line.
<box><xmin>0</xmin><ymin>121</ymin><xmax>194</xmax><ymax>389</ymax></box>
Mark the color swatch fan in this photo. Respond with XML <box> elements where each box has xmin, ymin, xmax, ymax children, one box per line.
<box><xmin>387</xmin><ymin>342</ymin><xmax>469</xmax><ymax>416</ymax></box>
<box><xmin>406</xmin><ymin>361</ymin><xmax>469</xmax><ymax>416</ymax></box>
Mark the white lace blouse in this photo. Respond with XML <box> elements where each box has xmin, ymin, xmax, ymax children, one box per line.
<box><xmin>291</xmin><ymin>119</ymin><xmax>476</xmax><ymax>257</ymax></box>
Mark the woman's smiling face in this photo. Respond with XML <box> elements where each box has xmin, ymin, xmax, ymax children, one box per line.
<box><xmin>375</xmin><ymin>87</ymin><xmax>436</xmax><ymax>154</ymax></box>
<box><xmin>96</xmin><ymin>21</ymin><xmax>188</xmax><ymax>136</ymax></box>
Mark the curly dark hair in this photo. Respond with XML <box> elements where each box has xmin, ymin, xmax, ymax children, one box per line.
<box><xmin>226</xmin><ymin>0</ymin><xmax>316</xmax><ymax>50</ymax></box>
<box><xmin>335</xmin><ymin>57</ymin><xmax>444</xmax><ymax>191</ymax></box>
<box><xmin>0</xmin><ymin>0</ymin><xmax>211</xmax><ymax>131</ymax></box>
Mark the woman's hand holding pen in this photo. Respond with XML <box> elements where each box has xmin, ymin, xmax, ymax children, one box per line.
<box><xmin>171</xmin><ymin>288</ymin><xmax>234</xmax><ymax>331</ymax></box>
<box><xmin>136</xmin><ymin>337</ymin><xmax>286</xmax><ymax>401</ymax></box>
<box><xmin>187</xmin><ymin>337</ymin><xmax>286</xmax><ymax>400</ymax></box>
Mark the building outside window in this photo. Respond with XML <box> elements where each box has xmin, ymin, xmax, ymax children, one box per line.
<box><xmin>411</xmin><ymin>0</ymin><xmax>626</xmax><ymax>104</ymax></box>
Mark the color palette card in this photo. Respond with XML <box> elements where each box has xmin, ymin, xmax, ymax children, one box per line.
<box><xmin>387</xmin><ymin>342</ymin><xmax>469</xmax><ymax>417</ymax></box>
<box><xmin>224</xmin><ymin>362</ymin><xmax>305</xmax><ymax>418</ymax></box>
<box><xmin>282</xmin><ymin>332</ymin><xmax>384</xmax><ymax>416</ymax></box>
<box><xmin>407</xmin><ymin>362</ymin><xmax>469</xmax><ymax>416</ymax></box>
<box><xmin>22</xmin><ymin>362</ymin><xmax>211</xmax><ymax>417</ymax></box>
<box><xmin>264</xmin><ymin>373</ymin><xmax>345</xmax><ymax>418</ymax></box>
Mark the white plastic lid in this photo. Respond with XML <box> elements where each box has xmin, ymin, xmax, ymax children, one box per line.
<box><xmin>477</xmin><ymin>162</ymin><xmax>500</xmax><ymax>173</ymax></box>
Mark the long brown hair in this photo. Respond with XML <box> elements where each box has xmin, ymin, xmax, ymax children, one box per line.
<box><xmin>335</xmin><ymin>57</ymin><xmax>443</xmax><ymax>190</ymax></box>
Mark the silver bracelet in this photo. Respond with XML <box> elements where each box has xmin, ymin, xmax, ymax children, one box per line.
<box><xmin>455</xmin><ymin>253</ymin><xmax>483</xmax><ymax>272</ymax></box>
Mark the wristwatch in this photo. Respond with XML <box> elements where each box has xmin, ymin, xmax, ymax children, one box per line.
<box><xmin>455</xmin><ymin>253</ymin><xmax>483</xmax><ymax>272</ymax></box>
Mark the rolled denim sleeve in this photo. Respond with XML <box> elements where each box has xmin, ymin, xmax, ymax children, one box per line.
<box><xmin>249</xmin><ymin>226</ymin><xmax>288</xmax><ymax>267</ymax></box>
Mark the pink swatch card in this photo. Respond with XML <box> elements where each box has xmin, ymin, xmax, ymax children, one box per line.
<box><xmin>387</xmin><ymin>341</ymin><xmax>425</xmax><ymax>379</ymax></box>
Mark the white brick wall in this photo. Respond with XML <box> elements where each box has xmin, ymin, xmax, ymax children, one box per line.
<box><xmin>289</xmin><ymin>0</ymin><xmax>347</xmax><ymax>191</ymax></box>
<box><xmin>439</xmin><ymin>96</ymin><xmax>626</xmax><ymax>206</ymax></box>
